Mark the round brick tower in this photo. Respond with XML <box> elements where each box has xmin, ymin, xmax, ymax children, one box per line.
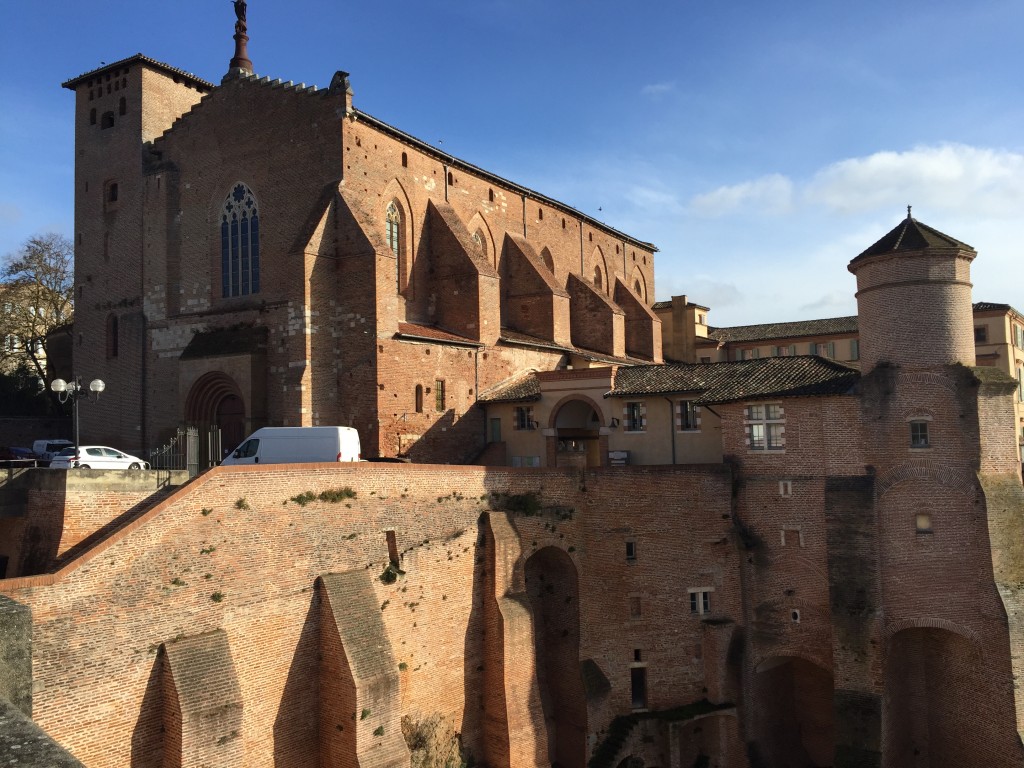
<box><xmin>848</xmin><ymin>211</ymin><xmax>977</xmax><ymax>373</ymax></box>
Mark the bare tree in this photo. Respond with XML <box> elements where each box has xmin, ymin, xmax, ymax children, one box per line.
<box><xmin>0</xmin><ymin>233</ymin><xmax>74</xmax><ymax>383</ymax></box>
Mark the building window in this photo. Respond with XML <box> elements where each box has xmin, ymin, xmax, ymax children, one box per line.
<box><xmin>974</xmin><ymin>326</ymin><xmax>988</xmax><ymax>343</ymax></box>
<box><xmin>414</xmin><ymin>384</ymin><xmax>423</xmax><ymax>413</ymax></box>
<box><xmin>916</xmin><ymin>513</ymin><xmax>932</xmax><ymax>533</ymax></box>
<box><xmin>1017</xmin><ymin>367</ymin><xmax>1023</xmax><ymax>403</ymax></box>
<box><xmin>773</xmin><ymin>344</ymin><xmax>797</xmax><ymax>357</ymax></box>
<box><xmin>780</xmin><ymin>526</ymin><xmax>804</xmax><ymax>546</ymax></box>
<box><xmin>850</xmin><ymin>339</ymin><xmax>860</xmax><ymax>360</ymax></box>
<box><xmin>488</xmin><ymin>417</ymin><xmax>501</xmax><ymax>443</ymax></box>
<box><xmin>779</xmin><ymin>480</ymin><xmax>793</xmax><ymax>497</ymax></box>
<box><xmin>593</xmin><ymin>265</ymin><xmax>603</xmax><ymax>290</ymax></box>
<box><xmin>1014</xmin><ymin>324</ymin><xmax>1024</xmax><ymax>349</ymax></box>
<box><xmin>434</xmin><ymin>379</ymin><xmax>446</xmax><ymax>412</ymax></box>
<box><xmin>118</xmin><ymin>96</ymin><xmax>126</xmax><ymax>116</ymax></box>
<box><xmin>514</xmin><ymin>406</ymin><xmax>534</xmax><ymax>430</ymax></box>
<box><xmin>814</xmin><ymin>342</ymin><xmax>835</xmax><ymax>358</ymax></box>
<box><xmin>699</xmin><ymin>356</ymin><xmax>711</xmax><ymax>364</ymax></box>
<box><xmin>625</xmin><ymin>541</ymin><xmax>637</xmax><ymax>561</ymax></box>
<box><xmin>677</xmin><ymin>400</ymin><xmax>700</xmax><ymax>431</ymax></box>
<box><xmin>745</xmin><ymin>404</ymin><xmax>785</xmax><ymax>451</ymax></box>
<box><xmin>220</xmin><ymin>182</ymin><xmax>260</xmax><ymax>298</ymax></box>
<box><xmin>89</xmin><ymin>108</ymin><xmax>97</xmax><ymax>125</ymax></box>
<box><xmin>401</xmin><ymin>151</ymin><xmax>408</xmax><ymax>168</ymax></box>
<box><xmin>624</xmin><ymin>401</ymin><xmax>645</xmax><ymax>432</ymax></box>
<box><xmin>511</xmin><ymin>456</ymin><xmax>541</xmax><ymax>467</ymax></box>
<box><xmin>630</xmin><ymin>666</ymin><xmax>648</xmax><ymax>710</ymax></box>
<box><xmin>106</xmin><ymin>182</ymin><xmax>119</xmax><ymax>204</ymax></box>
<box><xmin>736</xmin><ymin>348</ymin><xmax>759</xmax><ymax>361</ymax></box>
<box><xmin>100</xmin><ymin>111</ymin><xmax>115</xmax><ymax>129</ymax></box>
<box><xmin>689</xmin><ymin>588</ymin><xmax>712</xmax><ymax>615</ymax></box>
<box><xmin>629</xmin><ymin>596</ymin><xmax>642</xmax><ymax>618</ymax></box>
<box><xmin>910</xmin><ymin>420</ymin><xmax>930</xmax><ymax>448</ymax></box>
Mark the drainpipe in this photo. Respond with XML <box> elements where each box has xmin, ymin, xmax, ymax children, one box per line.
<box><xmin>443</xmin><ymin>163</ymin><xmax>449</xmax><ymax>202</ymax></box>
<box><xmin>522</xmin><ymin>195</ymin><xmax>527</xmax><ymax>238</ymax></box>
<box><xmin>664</xmin><ymin>397</ymin><xmax>676</xmax><ymax>465</ymax></box>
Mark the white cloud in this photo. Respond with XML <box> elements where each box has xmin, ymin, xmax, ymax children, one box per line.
<box><xmin>688</xmin><ymin>174</ymin><xmax>794</xmax><ymax>217</ymax></box>
<box><xmin>806</xmin><ymin>144</ymin><xmax>1024</xmax><ymax>217</ymax></box>
<box><xmin>640</xmin><ymin>82</ymin><xmax>675</xmax><ymax>97</ymax></box>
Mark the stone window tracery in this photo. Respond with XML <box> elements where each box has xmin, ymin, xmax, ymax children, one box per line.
<box><xmin>220</xmin><ymin>183</ymin><xmax>260</xmax><ymax>298</ymax></box>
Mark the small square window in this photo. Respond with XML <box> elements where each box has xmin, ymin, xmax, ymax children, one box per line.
<box><xmin>629</xmin><ymin>596</ymin><xmax>642</xmax><ymax>618</ymax></box>
<box><xmin>974</xmin><ymin>326</ymin><xmax>988</xmax><ymax>343</ymax></box>
<box><xmin>916</xmin><ymin>513</ymin><xmax>932</xmax><ymax>533</ymax></box>
<box><xmin>689</xmin><ymin>589</ymin><xmax>711</xmax><ymax>615</ymax></box>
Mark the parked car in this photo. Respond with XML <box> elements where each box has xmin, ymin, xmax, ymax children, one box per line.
<box><xmin>32</xmin><ymin>439</ymin><xmax>74</xmax><ymax>461</ymax></box>
<box><xmin>49</xmin><ymin>445</ymin><xmax>151</xmax><ymax>470</ymax></box>
<box><xmin>0</xmin><ymin>447</ymin><xmax>38</xmax><ymax>468</ymax></box>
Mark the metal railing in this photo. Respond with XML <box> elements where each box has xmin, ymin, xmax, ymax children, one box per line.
<box><xmin>148</xmin><ymin>426</ymin><xmax>221</xmax><ymax>477</ymax></box>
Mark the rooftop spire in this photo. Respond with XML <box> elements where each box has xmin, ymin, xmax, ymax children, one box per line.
<box><xmin>227</xmin><ymin>0</ymin><xmax>252</xmax><ymax>77</ymax></box>
<box><xmin>907</xmin><ymin>204</ymin><xmax>912</xmax><ymax>219</ymax></box>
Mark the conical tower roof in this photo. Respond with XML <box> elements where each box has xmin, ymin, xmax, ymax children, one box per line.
<box><xmin>850</xmin><ymin>209</ymin><xmax>974</xmax><ymax>268</ymax></box>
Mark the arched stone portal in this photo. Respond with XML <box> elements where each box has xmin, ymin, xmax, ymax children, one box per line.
<box><xmin>883</xmin><ymin>627</ymin><xmax>986</xmax><ymax>768</ymax></box>
<box><xmin>525</xmin><ymin>547</ymin><xmax>586</xmax><ymax>768</ymax></box>
<box><xmin>750</xmin><ymin>656</ymin><xmax>835</xmax><ymax>767</ymax></box>
<box><xmin>550</xmin><ymin>397</ymin><xmax>604</xmax><ymax>468</ymax></box>
<box><xmin>185</xmin><ymin>371</ymin><xmax>247</xmax><ymax>460</ymax></box>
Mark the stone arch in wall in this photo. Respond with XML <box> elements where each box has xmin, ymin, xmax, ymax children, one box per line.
<box><xmin>524</xmin><ymin>546</ymin><xmax>586</xmax><ymax>768</ymax></box>
<box><xmin>381</xmin><ymin>178</ymin><xmax>415</xmax><ymax>296</ymax></box>
<box><xmin>749</xmin><ymin>655</ymin><xmax>835</xmax><ymax>767</ymax></box>
<box><xmin>883</xmin><ymin>626</ymin><xmax>991</xmax><ymax>768</ymax></box>
<box><xmin>548</xmin><ymin>395</ymin><xmax>605</xmax><ymax>468</ymax></box>
<box><xmin>591</xmin><ymin>247</ymin><xmax>609</xmax><ymax>295</ymax></box>
<box><xmin>466</xmin><ymin>211</ymin><xmax>497</xmax><ymax>269</ymax></box>
<box><xmin>630</xmin><ymin>267</ymin><xmax>647</xmax><ymax>303</ymax></box>
<box><xmin>539</xmin><ymin>246</ymin><xmax>555</xmax><ymax>275</ymax></box>
<box><xmin>185</xmin><ymin>371</ymin><xmax>247</xmax><ymax>457</ymax></box>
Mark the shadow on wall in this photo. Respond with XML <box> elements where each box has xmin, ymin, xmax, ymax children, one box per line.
<box><xmin>130</xmin><ymin>649</ymin><xmax>163</xmax><ymax>768</ymax></box>
<box><xmin>274</xmin><ymin>590</ymin><xmax>321</xmax><ymax>767</ymax></box>
<box><xmin>400</xmin><ymin>407</ymin><xmax>487</xmax><ymax>465</ymax></box>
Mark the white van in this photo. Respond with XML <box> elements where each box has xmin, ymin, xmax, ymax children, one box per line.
<box><xmin>220</xmin><ymin>426</ymin><xmax>361</xmax><ymax>466</ymax></box>
<box><xmin>33</xmin><ymin>439</ymin><xmax>74</xmax><ymax>461</ymax></box>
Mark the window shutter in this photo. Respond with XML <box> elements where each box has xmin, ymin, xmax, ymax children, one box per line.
<box><xmin>827</xmin><ymin>342</ymin><xmax>835</xmax><ymax>358</ymax></box>
<box><xmin>789</xmin><ymin>344</ymin><xmax>796</xmax><ymax>356</ymax></box>
<box><xmin>809</xmin><ymin>342</ymin><xmax>817</xmax><ymax>354</ymax></box>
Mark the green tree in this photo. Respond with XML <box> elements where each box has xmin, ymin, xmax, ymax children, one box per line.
<box><xmin>0</xmin><ymin>233</ymin><xmax>74</xmax><ymax>383</ymax></box>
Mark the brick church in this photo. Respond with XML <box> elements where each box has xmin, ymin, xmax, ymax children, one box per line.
<box><xmin>62</xmin><ymin>4</ymin><xmax>661</xmax><ymax>463</ymax></box>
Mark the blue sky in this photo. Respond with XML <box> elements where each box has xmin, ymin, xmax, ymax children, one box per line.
<box><xmin>1</xmin><ymin>0</ymin><xmax>1021</xmax><ymax>326</ymax></box>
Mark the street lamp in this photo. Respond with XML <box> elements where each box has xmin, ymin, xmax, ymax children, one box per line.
<box><xmin>50</xmin><ymin>377</ymin><xmax>105</xmax><ymax>462</ymax></box>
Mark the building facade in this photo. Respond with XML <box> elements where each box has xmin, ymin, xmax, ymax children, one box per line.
<box><xmin>62</xmin><ymin>34</ymin><xmax>661</xmax><ymax>463</ymax></box>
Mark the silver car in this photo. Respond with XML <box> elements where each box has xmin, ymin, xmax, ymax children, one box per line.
<box><xmin>49</xmin><ymin>445</ymin><xmax>151</xmax><ymax>470</ymax></box>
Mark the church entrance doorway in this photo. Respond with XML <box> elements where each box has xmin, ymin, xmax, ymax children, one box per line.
<box><xmin>185</xmin><ymin>372</ymin><xmax>248</xmax><ymax>466</ymax></box>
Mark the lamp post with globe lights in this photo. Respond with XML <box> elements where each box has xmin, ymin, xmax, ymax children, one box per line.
<box><xmin>50</xmin><ymin>377</ymin><xmax>105</xmax><ymax>463</ymax></box>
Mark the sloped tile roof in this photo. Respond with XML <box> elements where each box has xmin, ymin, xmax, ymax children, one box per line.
<box><xmin>708</xmin><ymin>316</ymin><xmax>858</xmax><ymax>343</ymax></box>
<box><xmin>477</xmin><ymin>374</ymin><xmax>542</xmax><ymax>403</ymax></box>
<box><xmin>396</xmin><ymin>323</ymin><xmax>483</xmax><ymax>347</ymax></box>
<box><xmin>498</xmin><ymin>329</ymin><xmax>648</xmax><ymax>365</ymax></box>
<box><xmin>851</xmin><ymin>215</ymin><xmax>974</xmax><ymax>264</ymax></box>
<box><xmin>62</xmin><ymin>54</ymin><xmax>214</xmax><ymax>90</ymax></box>
<box><xmin>608</xmin><ymin>356</ymin><xmax>859</xmax><ymax>405</ymax></box>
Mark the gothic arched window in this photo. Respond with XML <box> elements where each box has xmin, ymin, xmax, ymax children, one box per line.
<box><xmin>387</xmin><ymin>201</ymin><xmax>407</xmax><ymax>293</ymax></box>
<box><xmin>220</xmin><ymin>183</ymin><xmax>261</xmax><ymax>298</ymax></box>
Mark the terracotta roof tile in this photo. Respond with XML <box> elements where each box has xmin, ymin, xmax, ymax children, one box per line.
<box><xmin>608</xmin><ymin>356</ymin><xmax>859</xmax><ymax>405</ymax></box>
<box><xmin>477</xmin><ymin>374</ymin><xmax>542</xmax><ymax>403</ymax></box>
<box><xmin>395</xmin><ymin>323</ymin><xmax>482</xmax><ymax>346</ymax></box>
<box><xmin>708</xmin><ymin>316</ymin><xmax>858</xmax><ymax>344</ymax></box>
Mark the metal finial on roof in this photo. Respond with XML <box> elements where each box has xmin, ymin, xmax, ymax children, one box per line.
<box><xmin>907</xmin><ymin>205</ymin><xmax>912</xmax><ymax>219</ymax></box>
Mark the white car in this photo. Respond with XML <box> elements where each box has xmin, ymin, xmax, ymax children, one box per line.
<box><xmin>49</xmin><ymin>445</ymin><xmax>151</xmax><ymax>470</ymax></box>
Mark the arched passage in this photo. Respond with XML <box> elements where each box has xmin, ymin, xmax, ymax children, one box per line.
<box><xmin>185</xmin><ymin>371</ymin><xmax>247</xmax><ymax>457</ymax></box>
<box><xmin>550</xmin><ymin>397</ymin><xmax>603</xmax><ymax>468</ymax></box>
<box><xmin>883</xmin><ymin>626</ymin><xmax>984</xmax><ymax>768</ymax></box>
<box><xmin>750</xmin><ymin>655</ymin><xmax>834</xmax><ymax>767</ymax></box>
<box><xmin>525</xmin><ymin>547</ymin><xmax>586</xmax><ymax>768</ymax></box>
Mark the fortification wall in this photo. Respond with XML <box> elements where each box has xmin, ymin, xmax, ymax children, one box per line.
<box><xmin>0</xmin><ymin>463</ymin><xmax>735</xmax><ymax>768</ymax></box>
